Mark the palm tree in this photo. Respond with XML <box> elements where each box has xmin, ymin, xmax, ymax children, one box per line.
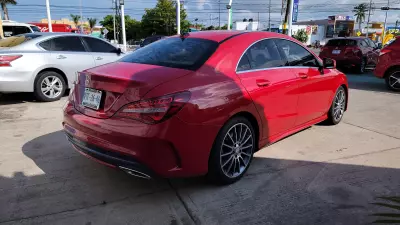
<box><xmin>87</xmin><ymin>18</ymin><xmax>97</xmax><ymax>32</ymax></box>
<box><xmin>70</xmin><ymin>14</ymin><xmax>81</xmax><ymax>29</ymax></box>
<box><xmin>352</xmin><ymin>3</ymin><xmax>368</xmax><ymax>31</ymax></box>
<box><xmin>0</xmin><ymin>0</ymin><xmax>17</xmax><ymax>20</ymax></box>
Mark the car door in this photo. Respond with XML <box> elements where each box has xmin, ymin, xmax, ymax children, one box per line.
<box><xmin>42</xmin><ymin>36</ymin><xmax>96</xmax><ymax>86</ymax></box>
<box><xmin>274</xmin><ymin>39</ymin><xmax>337</xmax><ymax>127</ymax></box>
<box><xmin>236</xmin><ymin>39</ymin><xmax>299</xmax><ymax>139</ymax></box>
<box><xmin>358</xmin><ymin>40</ymin><xmax>371</xmax><ymax>64</ymax></box>
<box><xmin>81</xmin><ymin>37</ymin><xmax>122</xmax><ymax>66</ymax></box>
<box><xmin>366</xmin><ymin>38</ymin><xmax>379</xmax><ymax>66</ymax></box>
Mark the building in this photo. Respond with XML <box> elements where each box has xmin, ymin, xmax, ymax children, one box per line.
<box><xmin>40</xmin><ymin>18</ymin><xmax>89</xmax><ymax>29</ymax></box>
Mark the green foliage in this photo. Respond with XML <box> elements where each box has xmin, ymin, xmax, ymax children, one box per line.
<box><xmin>70</xmin><ymin>14</ymin><xmax>81</xmax><ymax>28</ymax></box>
<box><xmin>87</xmin><ymin>18</ymin><xmax>97</xmax><ymax>31</ymax></box>
<box><xmin>292</xmin><ymin>29</ymin><xmax>308</xmax><ymax>43</ymax></box>
<box><xmin>372</xmin><ymin>196</ymin><xmax>400</xmax><ymax>224</ymax></box>
<box><xmin>100</xmin><ymin>15</ymin><xmax>142</xmax><ymax>41</ymax></box>
<box><xmin>140</xmin><ymin>0</ymin><xmax>190</xmax><ymax>36</ymax></box>
<box><xmin>353</xmin><ymin>3</ymin><xmax>368</xmax><ymax>31</ymax></box>
<box><xmin>0</xmin><ymin>0</ymin><xmax>17</xmax><ymax>20</ymax></box>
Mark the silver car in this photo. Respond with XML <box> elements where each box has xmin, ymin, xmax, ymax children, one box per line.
<box><xmin>0</xmin><ymin>33</ymin><xmax>123</xmax><ymax>101</ymax></box>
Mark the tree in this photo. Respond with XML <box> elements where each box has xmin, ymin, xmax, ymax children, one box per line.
<box><xmin>243</xmin><ymin>18</ymin><xmax>248</xmax><ymax>22</ymax></box>
<box><xmin>141</xmin><ymin>0</ymin><xmax>190</xmax><ymax>36</ymax></box>
<box><xmin>100</xmin><ymin>15</ymin><xmax>142</xmax><ymax>41</ymax></box>
<box><xmin>353</xmin><ymin>3</ymin><xmax>368</xmax><ymax>31</ymax></box>
<box><xmin>87</xmin><ymin>18</ymin><xmax>97</xmax><ymax>32</ymax></box>
<box><xmin>0</xmin><ymin>0</ymin><xmax>16</xmax><ymax>20</ymax></box>
<box><xmin>292</xmin><ymin>29</ymin><xmax>308</xmax><ymax>43</ymax></box>
<box><xmin>70</xmin><ymin>14</ymin><xmax>81</xmax><ymax>29</ymax></box>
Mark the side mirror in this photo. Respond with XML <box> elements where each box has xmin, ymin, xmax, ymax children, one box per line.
<box><xmin>377</xmin><ymin>43</ymin><xmax>382</xmax><ymax>49</ymax></box>
<box><xmin>323</xmin><ymin>58</ymin><xmax>336</xmax><ymax>69</ymax></box>
<box><xmin>115</xmin><ymin>48</ymin><xmax>122</xmax><ymax>55</ymax></box>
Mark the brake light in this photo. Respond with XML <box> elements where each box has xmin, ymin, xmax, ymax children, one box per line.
<box><xmin>379</xmin><ymin>48</ymin><xmax>391</xmax><ymax>56</ymax></box>
<box><xmin>116</xmin><ymin>91</ymin><xmax>191</xmax><ymax>124</ymax></box>
<box><xmin>0</xmin><ymin>55</ymin><xmax>22</xmax><ymax>67</ymax></box>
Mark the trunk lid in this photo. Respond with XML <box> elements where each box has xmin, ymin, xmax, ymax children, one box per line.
<box><xmin>74</xmin><ymin>62</ymin><xmax>192</xmax><ymax>119</ymax></box>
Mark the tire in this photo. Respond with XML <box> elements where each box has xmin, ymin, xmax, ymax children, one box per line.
<box><xmin>326</xmin><ymin>86</ymin><xmax>347</xmax><ymax>125</ymax></box>
<box><xmin>34</xmin><ymin>71</ymin><xmax>66</xmax><ymax>102</ymax></box>
<box><xmin>208</xmin><ymin>116</ymin><xmax>256</xmax><ymax>185</ymax></box>
<box><xmin>356</xmin><ymin>58</ymin><xmax>366</xmax><ymax>74</ymax></box>
<box><xmin>385</xmin><ymin>69</ymin><xmax>400</xmax><ymax>92</ymax></box>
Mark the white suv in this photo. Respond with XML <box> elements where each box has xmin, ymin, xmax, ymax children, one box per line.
<box><xmin>2</xmin><ymin>20</ymin><xmax>40</xmax><ymax>37</ymax></box>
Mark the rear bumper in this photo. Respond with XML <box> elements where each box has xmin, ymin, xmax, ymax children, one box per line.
<box><xmin>63</xmin><ymin>102</ymin><xmax>220</xmax><ymax>178</ymax></box>
<box><xmin>319</xmin><ymin>55</ymin><xmax>361</xmax><ymax>68</ymax></box>
<box><xmin>0</xmin><ymin>69</ymin><xmax>34</xmax><ymax>92</ymax></box>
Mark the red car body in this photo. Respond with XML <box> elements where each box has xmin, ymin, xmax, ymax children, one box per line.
<box><xmin>29</xmin><ymin>23</ymin><xmax>72</xmax><ymax>33</ymax></box>
<box><xmin>375</xmin><ymin>37</ymin><xmax>400</xmax><ymax>91</ymax></box>
<box><xmin>63</xmin><ymin>31</ymin><xmax>348</xmax><ymax>179</ymax></box>
<box><xmin>319</xmin><ymin>37</ymin><xmax>379</xmax><ymax>72</ymax></box>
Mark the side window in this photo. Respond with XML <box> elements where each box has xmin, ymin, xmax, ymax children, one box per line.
<box><xmin>39</xmin><ymin>39</ymin><xmax>52</xmax><ymax>51</ymax></box>
<box><xmin>83</xmin><ymin>37</ymin><xmax>116</xmax><ymax>53</ymax></box>
<box><xmin>237</xmin><ymin>54</ymin><xmax>251</xmax><ymax>72</ymax></box>
<box><xmin>367</xmin><ymin>39</ymin><xmax>376</xmax><ymax>48</ymax></box>
<box><xmin>238</xmin><ymin>39</ymin><xmax>285</xmax><ymax>71</ymax></box>
<box><xmin>275</xmin><ymin>39</ymin><xmax>319</xmax><ymax>67</ymax></box>
<box><xmin>14</xmin><ymin>26</ymin><xmax>31</xmax><ymax>35</ymax></box>
<box><xmin>51</xmin><ymin>36</ymin><xmax>86</xmax><ymax>52</ymax></box>
<box><xmin>359</xmin><ymin>40</ymin><xmax>368</xmax><ymax>47</ymax></box>
<box><xmin>3</xmin><ymin>26</ymin><xmax>13</xmax><ymax>37</ymax></box>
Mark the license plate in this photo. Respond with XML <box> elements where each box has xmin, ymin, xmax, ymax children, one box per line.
<box><xmin>332</xmin><ymin>50</ymin><xmax>341</xmax><ymax>54</ymax></box>
<box><xmin>82</xmin><ymin>88</ymin><xmax>102</xmax><ymax>110</ymax></box>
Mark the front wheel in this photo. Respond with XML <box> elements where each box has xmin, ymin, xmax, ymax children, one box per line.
<box><xmin>208</xmin><ymin>117</ymin><xmax>256</xmax><ymax>185</ymax></box>
<box><xmin>356</xmin><ymin>58</ymin><xmax>366</xmax><ymax>74</ymax></box>
<box><xmin>385</xmin><ymin>69</ymin><xmax>400</xmax><ymax>92</ymax></box>
<box><xmin>34</xmin><ymin>71</ymin><xmax>66</xmax><ymax>102</ymax></box>
<box><xmin>326</xmin><ymin>86</ymin><xmax>347</xmax><ymax>125</ymax></box>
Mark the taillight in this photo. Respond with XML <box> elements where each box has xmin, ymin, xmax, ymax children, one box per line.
<box><xmin>379</xmin><ymin>48</ymin><xmax>391</xmax><ymax>56</ymax></box>
<box><xmin>116</xmin><ymin>91</ymin><xmax>191</xmax><ymax>124</ymax></box>
<box><xmin>0</xmin><ymin>55</ymin><xmax>22</xmax><ymax>67</ymax></box>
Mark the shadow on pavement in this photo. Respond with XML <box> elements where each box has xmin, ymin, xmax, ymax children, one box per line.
<box><xmin>0</xmin><ymin>130</ymin><xmax>399</xmax><ymax>224</ymax></box>
<box><xmin>0</xmin><ymin>90</ymin><xmax>71</xmax><ymax>105</ymax></box>
<box><xmin>346</xmin><ymin>73</ymin><xmax>399</xmax><ymax>95</ymax></box>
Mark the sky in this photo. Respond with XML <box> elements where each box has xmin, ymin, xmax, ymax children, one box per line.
<box><xmin>7</xmin><ymin>0</ymin><xmax>400</xmax><ymax>28</ymax></box>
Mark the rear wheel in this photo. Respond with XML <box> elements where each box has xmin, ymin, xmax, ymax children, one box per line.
<box><xmin>325</xmin><ymin>86</ymin><xmax>346</xmax><ymax>125</ymax></box>
<box><xmin>385</xmin><ymin>69</ymin><xmax>400</xmax><ymax>92</ymax></box>
<box><xmin>34</xmin><ymin>71</ymin><xmax>66</xmax><ymax>102</ymax></box>
<box><xmin>356</xmin><ymin>58</ymin><xmax>366</xmax><ymax>74</ymax></box>
<box><xmin>208</xmin><ymin>117</ymin><xmax>256</xmax><ymax>185</ymax></box>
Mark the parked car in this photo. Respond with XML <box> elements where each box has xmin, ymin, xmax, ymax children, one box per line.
<box><xmin>374</xmin><ymin>36</ymin><xmax>400</xmax><ymax>92</ymax></box>
<box><xmin>2</xmin><ymin>20</ymin><xmax>41</xmax><ymax>37</ymax></box>
<box><xmin>0</xmin><ymin>33</ymin><xmax>123</xmax><ymax>101</ymax></box>
<box><xmin>139</xmin><ymin>35</ymin><xmax>165</xmax><ymax>47</ymax></box>
<box><xmin>319</xmin><ymin>37</ymin><xmax>380</xmax><ymax>73</ymax></box>
<box><xmin>63</xmin><ymin>31</ymin><xmax>348</xmax><ymax>184</ymax></box>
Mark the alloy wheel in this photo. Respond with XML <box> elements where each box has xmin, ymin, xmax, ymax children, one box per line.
<box><xmin>360</xmin><ymin>59</ymin><xmax>365</xmax><ymax>73</ymax></box>
<box><xmin>220</xmin><ymin>123</ymin><xmax>254</xmax><ymax>178</ymax></box>
<box><xmin>41</xmin><ymin>76</ymin><xmax>63</xmax><ymax>99</ymax></box>
<box><xmin>333</xmin><ymin>88</ymin><xmax>346</xmax><ymax>122</ymax></box>
<box><xmin>388</xmin><ymin>72</ymin><xmax>400</xmax><ymax>91</ymax></box>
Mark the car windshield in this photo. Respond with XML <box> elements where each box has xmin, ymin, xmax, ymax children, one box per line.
<box><xmin>30</xmin><ymin>26</ymin><xmax>41</xmax><ymax>32</ymax></box>
<box><xmin>0</xmin><ymin>34</ymin><xmax>41</xmax><ymax>47</ymax></box>
<box><xmin>326</xmin><ymin>39</ymin><xmax>357</xmax><ymax>46</ymax></box>
<box><xmin>120</xmin><ymin>37</ymin><xmax>219</xmax><ymax>70</ymax></box>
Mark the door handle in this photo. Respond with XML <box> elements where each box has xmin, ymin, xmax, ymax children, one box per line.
<box><xmin>56</xmin><ymin>55</ymin><xmax>67</xmax><ymax>59</ymax></box>
<box><xmin>95</xmin><ymin>57</ymin><xmax>103</xmax><ymax>60</ymax></box>
<box><xmin>299</xmin><ymin>73</ymin><xmax>308</xmax><ymax>79</ymax></box>
<box><xmin>256</xmin><ymin>79</ymin><xmax>271</xmax><ymax>87</ymax></box>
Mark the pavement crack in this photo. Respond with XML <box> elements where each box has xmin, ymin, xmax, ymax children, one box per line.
<box><xmin>343</xmin><ymin>121</ymin><xmax>400</xmax><ymax>140</ymax></box>
<box><xmin>168</xmin><ymin>180</ymin><xmax>201</xmax><ymax>225</ymax></box>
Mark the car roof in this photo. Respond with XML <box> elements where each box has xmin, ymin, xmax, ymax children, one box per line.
<box><xmin>172</xmin><ymin>30</ymin><xmax>289</xmax><ymax>43</ymax></box>
<box><xmin>2</xmin><ymin>21</ymin><xmax>34</xmax><ymax>27</ymax></box>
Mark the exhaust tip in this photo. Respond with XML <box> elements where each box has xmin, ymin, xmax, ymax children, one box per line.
<box><xmin>119</xmin><ymin>166</ymin><xmax>151</xmax><ymax>179</ymax></box>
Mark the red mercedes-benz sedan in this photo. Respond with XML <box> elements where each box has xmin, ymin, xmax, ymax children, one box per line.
<box><xmin>63</xmin><ymin>31</ymin><xmax>348</xmax><ymax>184</ymax></box>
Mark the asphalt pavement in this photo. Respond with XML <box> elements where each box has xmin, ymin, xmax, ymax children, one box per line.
<box><xmin>0</xmin><ymin>72</ymin><xmax>399</xmax><ymax>225</ymax></box>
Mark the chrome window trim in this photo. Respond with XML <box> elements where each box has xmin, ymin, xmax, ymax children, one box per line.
<box><xmin>235</xmin><ymin>37</ymin><xmax>322</xmax><ymax>74</ymax></box>
<box><xmin>236</xmin><ymin>66</ymin><xmax>320</xmax><ymax>74</ymax></box>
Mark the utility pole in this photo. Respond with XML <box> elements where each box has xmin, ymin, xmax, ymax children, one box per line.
<box><xmin>382</xmin><ymin>0</ymin><xmax>390</xmax><ymax>41</ymax></box>
<box><xmin>120</xmin><ymin>0</ymin><xmax>126</xmax><ymax>52</ymax></box>
<box><xmin>227</xmin><ymin>0</ymin><xmax>233</xmax><ymax>30</ymax></box>
<box><xmin>287</xmin><ymin>0</ymin><xmax>294</xmax><ymax>36</ymax></box>
<box><xmin>218</xmin><ymin>0</ymin><xmax>221</xmax><ymax>28</ymax></box>
<box><xmin>113</xmin><ymin>0</ymin><xmax>116</xmax><ymax>42</ymax></box>
<box><xmin>176</xmin><ymin>0</ymin><xmax>181</xmax><ymax>34</ymax></box>
<box><xmin>268</xmin><ymin>0</ymin><xmax>271</xmax><ymax>30</ymax></box>
<box><xmin>366</xmin><ymin>0</ymin><xmax>373</xmax><ymax>38</ymax></box>
<box><xmin>80</xmin><ymin>0</ymin><xmax>84</xmax><ymax>33</ymax></box>
<box><xmin>283</xmin><ymin>0</ymin><xmax>290</xmax><ymax>34</ymax></box>
<box><xmin>257</xmin><ymin>12</ymin><xmax>260</xmax><ymax>30</ymax></box>
<box><xmin>210</xmin><ymin>14</ymin><xmax>212</xmax><ymax>27</ymax></box>
<box><xmin>45</xmin><ymin>0</ymin><xmax>53</xmax><ymax>32</ymax></box>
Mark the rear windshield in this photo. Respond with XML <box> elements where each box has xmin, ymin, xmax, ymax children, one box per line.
<box><xmin>30</xmin><ymin>26</ymin><xmax>41</xmax><ymax>32</ymax></box>
<box><xmin>0</xmin><ymin>34</ymin><xmax>41</xmax><ymax>47</ymax></box>
<box><xmin>120</xmin><ymin>37</ymin><xmax>219</xmax><ymax>70</ymax></box>
<box><xmin>326</xmin><ymin>39</ymin><xmax>357</xmax><ymax>46</ymax></box>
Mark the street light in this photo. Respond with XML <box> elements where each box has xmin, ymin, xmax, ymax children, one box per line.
<box><xmin>176</xmin><ymin>0</ymin><xmax>180</xmax><ymax>35</ymax></box>
<box><xmin>120</xmin><ymin>0</ymin><xmax>127</xmax><ymax>52</ymax></box>
<box><xmin>227</xmin><ymin>0</ymin><xmax>232</xmax><ymax>30</ymax></box>
<box><xmin>45</xmin><ymin>0</ymin><xmax>53</xmax><ymax>32</ymax></box>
